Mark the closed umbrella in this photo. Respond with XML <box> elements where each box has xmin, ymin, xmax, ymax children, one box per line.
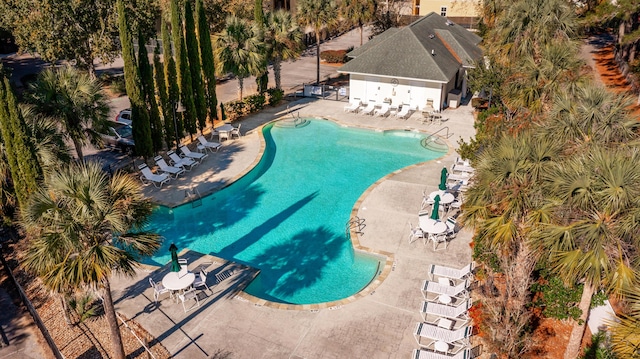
<box><xmin>430</xmin><ymin>195</ymin><xmax>440</xmax><ymax>220</ymax></box>
<box><xmin>439</xmin><ymin>167</ymin><xmax>448</xmax><ymax>191</ymax></box>
<box><xmin>169</xmin><ymin>243</ymin><xmax>180</xmax><ymax>272</ymax></box>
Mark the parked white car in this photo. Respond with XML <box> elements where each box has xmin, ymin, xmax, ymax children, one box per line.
<box><xmin>114</xmin><ymin>108</ymin><xmax>132</xmax><ymax>125</ymax></box>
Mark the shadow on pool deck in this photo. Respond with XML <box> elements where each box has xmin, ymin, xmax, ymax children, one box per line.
<box><xmin>110</xmin><ymin>250</ymin><xmax>259</xmax><ymax>357</ymax></box>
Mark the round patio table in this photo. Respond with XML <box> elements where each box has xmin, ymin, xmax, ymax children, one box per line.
<box><xmin>419</xmin><ymin>217</ymin><xmax>447</xmax><ymax>234</ymax></box>
<box><xmin>162</xmin><ymin>272</ymin><xmax>196</xmax><ymax>292</ymax></box>
<box><xmin>434</xmin><ymin>341</ymin><xmax>449</xmax><ymax>353</ymax></box>
<box><xmin>428</xmin><ymin>191</ymin><xmax>455</xmax><ymax>204</ymax></box>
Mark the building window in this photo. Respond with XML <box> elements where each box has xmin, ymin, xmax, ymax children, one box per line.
<box><xmin>440</xmin><ymin>7</ymin><xmax>447</xmax><ymax>17</ymax></box>
<box><xmin>414</xmin><ymin>0</ymin><xmax>420</xmax><ymax>15</ymax></box>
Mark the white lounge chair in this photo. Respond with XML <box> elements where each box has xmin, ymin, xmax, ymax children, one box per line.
<box><xmin>374</xmin><ymin>103</ymin><xmax>390</xmax><ymax>117</ymax></box>
<box><xmin>360</xmin><ymin>102</ymin><xmax>376</xmax><ymax>115</ymax></box>
<box><xmin>428</xmin><ymin>263</ymin><xmax>474</xmax><ymax>281</ymax></box>
<box><xmin>138</xmin><ymin>164</ymin><xmax>170</xmax><ymax>188</ymax></box>
<box><xmin>413</xmin><ymin>322</ymin><xmax>472</xmax><ymax>349</ymax></box>
<box><xmin>179</xmin><ymin>144</ymin><xmax>208</xmax><ymax>162</ymax></box>
<box><xmin>421</xmin><ymin>279</ymin><xmax>470</xmax><ymax>300</ymax></box>
<box><xmin>411</xmin><ymin>348</ymin><xmax>472</xmax><ymax>359</ymax></box>
<box><xmin>168</xmin><ymin>150</ymin><xmax>198</xmax><ymax>171</ymax></box>
<box><xmin>344</xmin><ymin>100</ymin><xmax>361</xmax><ymax>113</ymax></box>
<box><xmin>197</xmin><ymin>135</ymin><xmax>222</xmax><ymax>153</ymax></box>
<box><xmin>154</xmin><ymin>155</ymin><xmax>185</xmax><ymax>179</ymax></box>
<box><xmin>396</xmin><ymin>105</ymin><xmax>412</xmax><ymax>119</ymax></box>
<box><xmin>420</xmin><ymin>299</ymin><xmax>472</xmax><ymax>322</ymax></box>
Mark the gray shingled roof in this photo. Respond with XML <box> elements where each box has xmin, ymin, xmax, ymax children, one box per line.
<box><xmin>338</xmin><ymin>13</ymin><xmax>482</xmax><ymax>82</ymax></box>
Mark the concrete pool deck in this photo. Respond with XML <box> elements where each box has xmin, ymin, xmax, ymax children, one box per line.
<box><xmin>110</xmin><ymin>98</ymin><xmax>477</xmax><ymax>358</ymax></box>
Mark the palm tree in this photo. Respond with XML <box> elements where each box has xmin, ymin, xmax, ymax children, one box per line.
<box><xmin>22</xmin><ymin>162</ymin><xmax>162</xmax><ymax>359</ymax></box>
<box><xmin>532</xmin><ymin>147</ymin><xmax>640</xmax><ymax>359</ymax></box>
<box><xmin>264</xmin><ymin>10</ymin><xmax>303</xmax><ymax>90</ymax></box>
<box><xmin>26</xmin><ymin>66</ymin><xmax>110</xmax><ymax>162</ymax></box>
<box><xmin>489</xmin><ymin>0</ymin><xmax>576</xmax><ymax>64</ymax></box>
<box><xmin>541</xmin><ymin>84</ymin><xmax>640</xmax><ymax>153</ymax></box>
<box><xmin>609</xmin><ymin>288</ymin><xmax>640</xmax><ymax>358</ymax></box>
<box><xmin>461</xmin><ymin>131</ymin><xmax>562</xmax><ymax>356</ymax></box>
<box><xmin>214</xmin><ymin>16</ymin><xmax>264</xmax><ymax>101</ymax></box>
<box><xmin>339</xmin><ymin>0</ymin><xmax>377</xmax><ymax>46</ymax></box>
<box><xmin>20</xmin><ymin>104</ymin><xmax>71</xmax><ymax>171</ymax></box>
<box><xmin>296</xmin><ymin>0</ymin><xmax>338</xmax><ymax>84</ymax></box>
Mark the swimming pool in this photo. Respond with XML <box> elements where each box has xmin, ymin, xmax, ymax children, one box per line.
<box><xmin>145</xmin><ymin>119</ymin><xmax>446</xmax><ymax>304</ymax></box>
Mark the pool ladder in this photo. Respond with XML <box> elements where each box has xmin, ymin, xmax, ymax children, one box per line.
<box><xmin>185</xmin><ymin>186</ymin><xmax>202</xmax><ymax>208</ymax></box>
<box><xmin>345</xmin><ymin>216</ymin><xmax>366</xmax><ymax>239</ymax></box>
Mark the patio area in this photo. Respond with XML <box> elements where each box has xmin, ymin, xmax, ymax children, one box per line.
<box><xmin>110</xmin><ymin>97</ymin><xmax>478</xmax><ymax>358</ymax></box>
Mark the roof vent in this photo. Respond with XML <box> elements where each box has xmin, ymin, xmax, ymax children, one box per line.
<box><xmin>445</xmin><ymin>20</ymin><xmax>454</xmax><ymax>26</ymax></box>
<box><xmin>431</xmin><ymin>49</ymin><xmax>435</xmax><ymax>56</ymax></box>
<box><xmin>429</xmin><ymin>34</ymin><xmax>435</xmax><ymax>39</ymax></box>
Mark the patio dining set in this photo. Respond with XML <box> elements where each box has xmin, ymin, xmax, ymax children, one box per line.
<box><xmin>409</xmin><ymin>158</ymin><xmax>474</xmax><ymax>251</ymax></box>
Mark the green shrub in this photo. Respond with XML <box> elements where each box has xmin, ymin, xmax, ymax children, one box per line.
<box><xmin>320</xmin><ymin>49</ymin><xmax>348</xmax><ymax>63</ymax></box>
<box><xmin>266</xmin><ymin>88</ymin><xmax>284</xmax><ymax>106</ymax></box>
<box><xmin>110</xmin><ymin>77</ymin><xmax>126</xmax><ymax>96</ymax></box>
<box><xmin>243</xmin><ymin>93</ymin><xmax>265</xmax><ymax>113</ymax></box>
<box><xmin>530</xmin><ymin>276</ymin><xmax>583</xmax><ymax>321</ymax></box>
<box><xmin>225</xmin><ymin>101</ymin><xmax>246</xmax><ymax>122</ymax></box>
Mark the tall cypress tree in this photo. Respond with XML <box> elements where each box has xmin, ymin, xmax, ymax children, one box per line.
<box><xmin>196</xmin><ymin>0</ymin><xmax>218</xmax><ymax>124</ymax></box>
<box><xmin>138</xmin><ymin>33</ymin><xmax>163</xmax><ymax>152</ymax></box>
<box><xmin>161</xmin><ymin>20</ymin><xmax>182</xmax><ymax>144</ymax></box>
<box><xmin>254</xmin><ymin>0</ymin><xmax>269</xmax><ymax>93</ymax></box>
<box><xmin>117</xmin><ymin>0</ymin><xmax>153</xmax><ymax>159</ymax></box>
<box><xmin>185</xmin><ymin>0</ymin><xmax>207</xmax><ymax>131</ymax></box>
<box><xmin>0</xmin><ymin>75</ymin><xmax>41</xmax><ymax>211</ymax></box>
<box><xmin>154</xmin><ymin>42</ymin><xmax>172</xmax><ymax>149</ymax></box>
<box><xmin>170</xmin><ymin>0</ymin><xmax>197</xmax><ymax>137</ymax></box>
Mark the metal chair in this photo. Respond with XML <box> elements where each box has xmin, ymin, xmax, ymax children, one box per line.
<box><xmin>179</xmin><ymin>288</ymin><xmax>200</xmax><ymax>312</ymax></box>
<box><xmin>409</xmin><ymin>222</ymin><xmax>425</xmax><ymax>244</ymax></box>
<box><xmin>149</xmin><ymin>278</ymin><xmax>170</xmax><ymax>304</ymax></box>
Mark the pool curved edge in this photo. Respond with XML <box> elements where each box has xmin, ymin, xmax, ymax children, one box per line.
<box><xmin>231</xmin><ymin>114</ymin><xmax>454</xmax><ymax>311</ymax></box>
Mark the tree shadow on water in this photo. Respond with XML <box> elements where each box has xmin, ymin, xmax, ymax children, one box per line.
<box><xmin>250</xmin><ymin>226</ymin><xmax>346</xmax><ymax>298</ymax></box>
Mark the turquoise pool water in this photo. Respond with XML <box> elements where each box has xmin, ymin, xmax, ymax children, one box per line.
<box><xmin>145</xmin><ymin>119</ymin><xmax>446</xmax><ymax>304</ymax></box>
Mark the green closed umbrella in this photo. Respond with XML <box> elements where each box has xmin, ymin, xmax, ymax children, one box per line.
<box><xmin>439</xmin><ymin>167</ymin><xmax>448</xmax><ymax>191</ymax></box>
<box><xmin>430</xmin><ymin>195</ymin><xmax>440</xmax><ymax>220</ymax></box>
<box><xmin>169</xmin><ymin>243</ymin><xmax>180</xmax><ymax>272</ymax></box>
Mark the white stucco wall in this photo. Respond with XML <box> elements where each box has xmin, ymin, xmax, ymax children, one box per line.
<box><xmin>348</xmin><ymin>74</ymin><xmax>446</xmax><ymax>111</ymax></box>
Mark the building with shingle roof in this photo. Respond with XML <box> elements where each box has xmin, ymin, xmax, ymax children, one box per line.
<box><xmin>338</xmin><ymin>13</ymin><xmax>482</xmax><ymax>111</ymax></box>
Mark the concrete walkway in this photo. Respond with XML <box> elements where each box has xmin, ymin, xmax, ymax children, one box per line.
<box><xmin>110</xmin><ymin>97</ymin><xmax>477</xmax><ymax>358</ymax></box>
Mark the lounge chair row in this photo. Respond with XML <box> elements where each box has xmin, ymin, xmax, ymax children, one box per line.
<box><xmin>343</xmin><ymin>100</ymin><xmax>414</xmax><ymax>119</ymax></box>
<box><xmin>138</xmin><ymin>138</ymin><xmax>222</xmax><ymax>188</ymax></box>
<box><xmin>412</xmin><ymin>263</ymin><xmax>476</xmax><ymax>357</ymax></box>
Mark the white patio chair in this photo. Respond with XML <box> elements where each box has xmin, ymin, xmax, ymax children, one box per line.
<box><xmin>179</xmin><ymin>144</ymin><xmax>208</xmax><ymax>162</ymax></box>
<box><xmin>430</xmin><ymin>233</ymin><xmax>447</xmax><ymax>251</ymax></box>
<box><xmin>420</xmin><ymin>299</ymin><xmax>472</xmax><ymax>322</ymax></box>
<box><xmin>197</xmin><ymin>135</ymin><xmax>222</xmax><ymax>153</ymax></box>
<box><xmin>230</xmin><ymin>124</ymin><xmax>242</xmax><ymax>139</ymax></box>
<box><xmin>421</xmin><ymin>189</ymin><xmax>435</xmax><ymax>210</ymax></box>
<box><xmin>421</xmin><ymin>279</ymin><xmax>470</xmax><ymax>301</ymax></box>
<box><xmin>413</xmin><ymin>321</ymin><xmax>472</xmax><ymax>349</ymax></box>
<box><xmin>411</xmin><ymin>348</ymin><xmax>472</xmax><ymax>359</ymax></box>
<box><xmin>154</xmin><ymin>155</ymin><xmax>185</xmax><ymax>179</ymax></box>
<box><xmin>149</xmin><ymin>278</ymin><xmax>170</xmax><ymax>304</ymax></box>
<box><xmin>179</xmin><ymin>288</ymin><xmax>200</xmax><ymax>312</ymax></box>
<box><xmin>428</xmin><ymin>263</ymin><xmax>474</xmax><ymax>281</ymax></box>
<box><xmin>138</xmin><ymin>164</ymin><xmax>170</xmax><ymax>189</ymax></box>
<box><xmin>409</xmin><ymin>222</ymin><xmax>425</xmax><ymax>244</ymax></box>
<box><xmin>193</xmin><ymin>270</ymin><xmax>210</xmax><ymax>292</ymax></box>
<box><xmin>168</xmin><ymin>150</ymin><xmax>199</xmax><ymax>171</ymax></box>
